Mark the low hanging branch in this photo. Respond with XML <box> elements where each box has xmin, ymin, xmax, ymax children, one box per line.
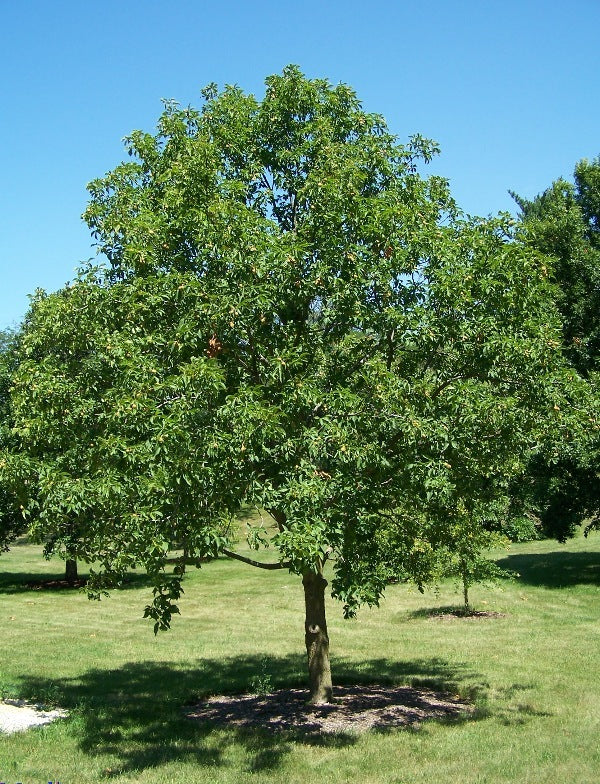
<box><xmin>221</xmin><ymin>547</ymin><xmax>291</xmax><ymax>570</ymax></box>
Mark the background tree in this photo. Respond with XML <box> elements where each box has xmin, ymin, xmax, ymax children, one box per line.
<box><xmin>4</xmin><ymin>67</ymin><xmax>569</xmax><ymax>703</ymax></box>
<box><xmin>0</xmin><ymin>323</ymin><xmax>82</xmax><ymax>581</ymax></box>
<box><xmin>0</xmin><ymin>328</ymin><xmax>26</xmax><ymax>551</ymax></box>
<box><xmin>511</xmin><ymin>158</ymin><xmax>600</xmax><ymax>540</ymax></box>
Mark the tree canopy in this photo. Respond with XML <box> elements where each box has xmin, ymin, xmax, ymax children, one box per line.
<box><xmin>2</xmin><ymin>67</ymin><xmax>572</xmax><ymax>702</ymax></box>
<box><xmin>511</xmin><ymin>158</ymin><xmax>600</xmax><ymax>377</ymax></box>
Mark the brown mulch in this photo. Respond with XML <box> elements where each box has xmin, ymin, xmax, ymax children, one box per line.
<box><xmin>25</xmin><ymin>578</ymin><xmax>88</xmax><ymax>590</ymax></box>
<box><xmin>428</xmin><ymin>610</ymin><xmax>506</xmax><ymax>621</ymax></box>
<box><xmin>186</xmin><ymin>684</ymin><xmax>473</xmax><ymax>736</ymax></box>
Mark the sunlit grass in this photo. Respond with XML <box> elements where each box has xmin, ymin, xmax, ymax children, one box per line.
<box><xmin>1</xmin><ymin>529</ymin><xmax>599</xmax><ymax>783</ymax></box>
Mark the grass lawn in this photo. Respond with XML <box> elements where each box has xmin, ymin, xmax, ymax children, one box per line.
<box><xmin>0</xmin><ymin>529</ymin><xmax>599</xmax><ymax>784</ymax></box>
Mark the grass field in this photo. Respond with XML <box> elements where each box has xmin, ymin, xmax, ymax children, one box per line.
<box><xmin>0</xmin><ymin>529</ymin><xmax>599</xmax><ymax>784</ymax></box>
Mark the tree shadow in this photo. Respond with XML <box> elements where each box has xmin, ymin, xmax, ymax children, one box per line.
<box><xmin>495</xmin><ymin>550</ymin><xmax>600</xmax><ymax>588</ymax></box>
<box><xmin>489</xmin><ymin>684</ymin><xmax>553</xmax><ymax>726</ymax></box>
<box><xmin>14</xmin><ymin>654</ymin><xmax>483</xmax><ymax>776</ymax></box>
<box><xmin>8</xmin><ymin>536</ymin><xmax>35</xmax><ymax>547</ymax></box>
<box><xmin>0</xmin><ymin>569</ymin><xmax>155</xmax><ymax>595</ymax></box>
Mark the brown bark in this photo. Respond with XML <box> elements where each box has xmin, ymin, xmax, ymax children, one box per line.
<box><xmin>222</xmin><ymin>548</ymin><xmax>291</xmax><ymax>570</ymax></box>
<box><xmin>303</xmin><ymin>567</ymin><xmax>333</xmax><ymax>704</ymax></box>
<box><xmin>460</xmin><ymin>559</ymin><xmax>470</xmax><ymax>611</ymax></box>
<box><xmin>65</xmin><ymin>558</ymin><xmax>78</xmax><ymax>582</ymax></box>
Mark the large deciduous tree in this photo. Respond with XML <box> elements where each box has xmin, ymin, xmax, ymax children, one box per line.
<box><xmin>4</xmin><ymin>67</ymin><xmax>569</xmax><ymax>703</ymax></box>
<box><xmin>511</xmin><ymin>159</ymin><xmax>600</xmax><ymax>541</ymax></box>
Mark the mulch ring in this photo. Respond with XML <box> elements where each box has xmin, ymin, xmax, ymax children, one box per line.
<box><xmin>25</xmin><ymin>578</ymin><xmax>88</xmax><ymax>590</ymax></box>
<box><xmin>428</xmin><ymin>609</ymin><xmax>506</xmax><ymax>622</ymax></box>
<box><xmin>186</xmin><ymin>684</ymin><xmax>473</xmax><ymax>736</ymax></box>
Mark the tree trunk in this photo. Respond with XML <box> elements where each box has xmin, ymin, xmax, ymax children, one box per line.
<box><xmin>459</xmin><ymin>557</ymin><xmax>470</xmax><ymax>612</ymax></box>
<box><xmin>65</xmin><ymin>558</ymin><xmax>78</xmax><ymax>582</ymax></box>
<box><xmin>302</xmin><ymin>567</ymin><xmax>333</xmax><ymax>704</ymax></box>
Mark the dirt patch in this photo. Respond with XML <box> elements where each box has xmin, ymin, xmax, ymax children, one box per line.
<box><xmin>187</xmin><ymin>684</ymin><xmax>472</xmax><ymax>736</ymax></box>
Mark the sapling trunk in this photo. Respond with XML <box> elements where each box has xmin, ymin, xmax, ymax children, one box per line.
<box><xmin>302</xmin><ymin>567</ymin><xmax>333</xmax><ymax>704</ymax></box>
<box><xmin>460</xmin><ymin>558</ymin><xmax>470</xmax><ymax>611</ymax></box>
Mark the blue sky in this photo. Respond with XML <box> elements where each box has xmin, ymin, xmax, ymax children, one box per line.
<box><xmin>1</xmin><ymin>0</ymin><xmax>598</xmax><ymax>329</ymax></box>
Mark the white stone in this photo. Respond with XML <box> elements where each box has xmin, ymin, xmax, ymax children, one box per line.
<box><xmin>0</xmin><ymin>700</ymin><xmax>67</xmax><ymax>734</ymax></box>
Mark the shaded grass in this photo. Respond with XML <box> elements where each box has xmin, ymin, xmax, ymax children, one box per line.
<box><xmin>12</xmin><ymin>655</ymin><xmax>476</xmax><ymax>775</ymax></box>
<box><xmin>0</xmin><ymin>533</ymin><xmax>599</xmax><ymax>783</ymax></box>
<box><xmin>496</xmin><ymin>546</ymin><xmax>600</xmax><ymax>588</ymax></box>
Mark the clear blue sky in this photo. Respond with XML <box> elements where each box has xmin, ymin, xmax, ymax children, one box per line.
<box><xmin>1</xmin><ymin>0</ymin><xmax>598</xmax><ymax>330</ymax></box>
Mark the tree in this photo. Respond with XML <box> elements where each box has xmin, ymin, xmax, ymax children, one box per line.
<box><xmin>511</xmin><ymin>158</ymin><xmax>600</xmax><ymax>540</ymax></box>
<box><xmin>0</xmin><ymin>323</ymin><xmax>82</xmax><ymax>581</ymax></box>
<box><xmin>0</xmin><ymin>328</ymin><xmax>26</xmax><ymax>551</ymax></box>
<box><xmin>4</xmin><ymin>67</ymin><xmax>568</xmax><ymax>703</ymax></box>
<box><xmin>431</xmin><ymin>501</ymin><xmax>512</xmax><ymax>612</ymax></box>
<box><xmin>0</xmin><ymin>323</ymin><xmax>82</xmax><ymax>580</ymax></box>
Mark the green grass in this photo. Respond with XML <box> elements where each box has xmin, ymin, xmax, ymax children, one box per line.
<box><xmin>1</xmin><ymin>530</ymin><xmax>599</xmax><ymax>783</ymax></box>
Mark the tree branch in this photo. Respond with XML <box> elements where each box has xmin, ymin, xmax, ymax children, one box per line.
<box><xmin>386</xmin><ymin>328</ymin><xmax>396</xmax><ymax>372</ymax></box>
<box><xmin>267</xmin><ymin>507</ymin><xmax>287</xmax><ymax>532</ymax></box>
<box><xmin>432</xmin><ymin>375</ymin><xmax>464</xmax><ymax>397</ymax></box>
<box><xmin>222</xmin><ymin>547</ymin><xmax>291</xmax><ymax>570</ymax></box>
